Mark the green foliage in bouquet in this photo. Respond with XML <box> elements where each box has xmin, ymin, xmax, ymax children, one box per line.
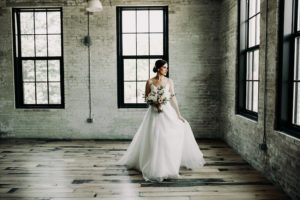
<box><xmin>143</xmin><ymin>85</ymin><xmax>176</xmax><ymax>113</ymax></box>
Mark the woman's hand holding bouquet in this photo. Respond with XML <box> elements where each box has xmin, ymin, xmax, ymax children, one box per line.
<box><xmin>144</xmin><ymin>86</ymin><xmax>175</xmax><ymax>113</ymax></box>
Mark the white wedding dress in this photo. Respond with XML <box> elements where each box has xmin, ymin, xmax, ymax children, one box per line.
<box><xmin>117</xmin><ymin>83</ymin><xmax>206</xmax><ymax>182</ymax></box>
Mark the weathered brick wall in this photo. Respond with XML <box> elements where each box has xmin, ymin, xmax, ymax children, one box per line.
<box><xmin>1</xmin><ymin>0</ymin><xmax>299</xmax><ymax>198</ymax></box>
<box><xmin>219</xmin><ymin>0</ymin><xmax>300</xmax><ymax>199</ymax></box>
<box><xmin>0</xmin><ymin>0</ymin><xmax>222</xmax><ymax>139</ymax></box>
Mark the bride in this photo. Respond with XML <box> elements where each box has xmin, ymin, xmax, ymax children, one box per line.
<box><xmin>117</xmin><ymin>59</ymin><xmax>206</xmax><ymax>182</ymax></box>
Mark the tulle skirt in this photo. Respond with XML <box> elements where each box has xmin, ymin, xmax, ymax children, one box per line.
<box><xmin>117</xmin><ymin>101</ymin><xmax>206</xmax><ymax>182</ymax></box>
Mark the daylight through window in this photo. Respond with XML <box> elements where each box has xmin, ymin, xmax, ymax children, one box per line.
<box><xmin>117</xmin><ymin>7</ymin><xmax>168</xmax><ymax>108</ymax></box>
<box><xmin>13</xmin><ymin>8</ymin><xmax>64</xmax><ymax>108</ymax></box>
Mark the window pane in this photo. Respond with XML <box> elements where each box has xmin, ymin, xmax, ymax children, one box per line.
<box><xmin>150</xmin><ymin>10</ymin><xmax>163</xmax><ymax>32</ymax></box>
<box><xmin>124</xmin><ymin>59</ymin><xmax>136</xmax><ymax>81</ymax></box>
<box><xmin>256</xmin><ymin>15</ymin><xmax>260</xmax><ymax>45</ymax></box>
<box><xmin>49</xmin><ymin>82</ymin><xmax>61</xmax><ymax>104</ymax></box>
<box><xmin>48</xmin><ymin>35</ymin><xmax>61</xmax><ymax>56</ymax></box>
<box><xmin>294</xmin><ymin>37</ymin><xmax>300</xmax><ymax>81</ymax></box>
<box><xmin>256</xmin><ymin>0</ymin><xmax>260</xmax><ymax>13</ymax></box>
<box><xmin>253</xmin><ymin>81</ymin><xmax>258</xmax><ymax>112</ymax></box>
<box><xmin>137</xmin><ymin>11</ymin><xmax>148</xmax><ymax>32</ymax></box>
<box><xmin>21</xmin><ymin>35</ymin><xmax>34</xmax><ymax>57</ymax></box>
<box><xmin>22</xmin><ymin>60</ymin><xmax>35</xmax><ymax>82</ymax></box>
<box><xmin>246</xmin><ymin>51</ymin><xmax>253</xmax><ymax>80</ymax></box>
<box><xmin>49</xmin><ymin>60</ymin><xmax>60</xmax><ymax>81</ymax></box>
<box><xmin>123</xmin><ymin>34</ymin><xmax>136</xmax><ymax>55</ymax></box>
<box><xmin>35</xmin><ymin>12</ymin><xmax>47</xmax><ymax>34</ymax></box>
<box><xmin>150</xmin><ymin>59</ymin><xmax>158</xmax><ymax>78</ymax></box>
<box><xmin>124</xmin><ymin>82</ymin><xmax>136</xmax><ymax>103</ymax></box>
<box><xmin>15</xmin><ymin>34</ymin><xmax>19</xmax><ymax>57</ymax></box>
<box><xmin>137</xmin><ymin>59</ymin><xmax>149</xmax><ymax>80</ymax></box>
<box><xmin>150</xmin><ymin>34</ymin><xmax>163</xmax><ymax>55</ymax></box>
<box><xmin>24</xmin><ymin>83</ymin><xmax>36</xmax><ymax>104</ymax></box>
<box><xmin>36</xmin><ymin>60</ymin><xmax>47</xmax><ymax>82</ymax></box>
<box><xmin>137</xmin><ymin>34</ymin><xmax>149</xmax><ymax>55</ymax></box>
<box><xmin>253</xmin><ymin>50</ymin><xmax>259</xmax><ymax>80</ymax></box>
<box><xmin>47</xmin><ymin>12</ymin><xmax>61</xmax><ymax>34</ymax></box>
<box><xmin>137</xmin><ymin>81</ymin><xmax>146</xmax><ymax>103</ymax></box>
<box><xmin>20</xmin><ymin>12</ymin><xmax>34</xmax><ymax>34</ymax></box>
<box><xmin>298</xmin><ymin>0</ymin><xmax>300</xmax><ymax>31</ymax></box>
<box><xmin>246</xmin><ymin>50</ymin><xmax>259</xmax><ymax>112</ymax></box>
<box><xmin>14</xmin><ymin>12</ymin><xmax>18</xmax><ymax>36</ymax></box>
<box><xmin>248</xmin><ymin>17</ymin><xmax>255</xmax><ymax>47</ymax></box>
<box><xmin>249</xmin><ymin>0</ymin><xmax>256</xmax><ymax>17</ymax></box>
<box><xmin>292</xmin><ymin>82</ymin><xmax>300</xmax><ymax>125</ymax></box>
<box><xmin>122</xmin><ymin>11</ymin><xmax>136</xmax><ymax>33</ymax></box>
<box><xmin>246</xmin><ymin>81</ymin><xmax>253</xmax><ymax>110</ymax></box>
<box><xmin>36</xmin><ymin>83</ymin><xmax>48</xmax><ymax>104</ymax></box>
<box><xmin>246</xmin><ymin>81</ymin><xmax>250</xmax><ymax>110</ymax></box>
<box><xmin>35</xmin><ymin>35</ymin><xmax>47</xmax><ymax>56</ymax></box>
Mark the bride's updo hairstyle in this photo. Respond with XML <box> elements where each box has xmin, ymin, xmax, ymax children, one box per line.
<box><xmin>153</xmin><ymin>59</ymin><xmax>167</xmax><ymax>73</ymax></box>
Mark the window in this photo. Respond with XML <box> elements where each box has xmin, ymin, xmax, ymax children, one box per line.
<box><xmin>12</xmin><ymin>8</ymin><xmax>64</xmax><ymax>108</ymax></box>
<box><xmin>238</xmin><ymin>0</ymin><xmax>260</xmax><ymax>120</ymax></box>
<box><xmin>278</xmin><ymin>0</ymin><xmax>300</xmax><ymax>138</ymax></box>
<box><xmin>116</xmin><ymin>6</ymin><xmax>168</xmax><ymax>108</ymax></box>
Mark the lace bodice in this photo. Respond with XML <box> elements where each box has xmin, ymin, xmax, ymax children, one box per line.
<box><xmin>150</xmin><ymin>83</ymin><xmax>170</xmax><ymax>93</ymax></box>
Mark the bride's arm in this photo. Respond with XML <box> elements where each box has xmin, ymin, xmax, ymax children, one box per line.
<box><xmin>169</xmin><ymin>78</ymin><xmax>183</xmax><ymax>117</ymax></box>
<box><xmin>145</xmin><ymin>80</ymin><xmax>156</xmax><ymax>108</ymax></box>
<box><xmin>145</xmin><ymin>80</ymin><xmax>151</xmax><ymax>97</ymax></box>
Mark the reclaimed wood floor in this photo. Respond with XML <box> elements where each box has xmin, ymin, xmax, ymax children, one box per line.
<box><xmin>0</xmin><ymin>139</ymin><xmax>290</xmax><ymax>200</ymax></box>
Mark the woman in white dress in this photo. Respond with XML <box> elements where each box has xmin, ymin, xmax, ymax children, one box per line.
<box><xmin>117</xmin><ymin>60</ymin><xmax>206</xmax><ymax>182</ymax></box>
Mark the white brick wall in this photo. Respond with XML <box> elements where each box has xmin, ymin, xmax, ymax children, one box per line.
<box><xmin>0</xmin><ymin>0</ymin><xmax>222</xmax><ymax>139</ymax></box>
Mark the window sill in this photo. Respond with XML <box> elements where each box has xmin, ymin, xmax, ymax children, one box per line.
<box><xmin>15</xmin><ymin>108</ymin><xmax>64</xmax><ymax>112</ymax></box>
<box><xmin>275</xmin><ymin>124</ymin><xmax>300</xmax><ymax>140</ymax></box>
<box><xmin>275</xmin><ymin>129</ymin><xmax>300</xmax><ymax>142</ymax></box>
<box><xmin>235</xmin><ymin>114</ymin><xmax>258</xmax><ymax>123</ymax></box>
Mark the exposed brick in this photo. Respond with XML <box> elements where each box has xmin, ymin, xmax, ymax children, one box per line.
<box><xmin>219</xmin><ymin>0</ymin><xmax>300</xmax><ymax>200</ymax></box>
<box><xmin>0</xmin><ymin>0</ymin><xmax>221</xmax><ymax>139</ymax></box>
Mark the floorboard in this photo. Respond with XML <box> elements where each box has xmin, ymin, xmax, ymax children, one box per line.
<box><xmin>0</xmin><ymin>139</ymin><xmax>290</xmax><ymax>200</ymax></box>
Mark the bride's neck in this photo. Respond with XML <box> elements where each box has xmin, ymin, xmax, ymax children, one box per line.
<box><xmin>155</xmin><ymin>73</ymin><xmax>165</xmax><ymax>81</ymax></box>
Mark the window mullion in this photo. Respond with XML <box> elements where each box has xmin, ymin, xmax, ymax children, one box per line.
<box><xmin>46</xmin><ymin>11</ymin><xmax>50</xmax><ymax>104</ymax></box>
<box><xmin>148</xmin><ymin>9</ymin><xmax>150</xmax><ymax>79</ymax></box>
<box><xmin>246</xmin><ymin>0</ymin><xmax>250</xmax><ymax>111</ymax></box>
<box><xmin>135</xmin><ymin>9</ymin><xmax>137</xmax><ymax>103</ymax></box>
<box><xmin>33</xmin><ymin>11</ymin><xmax>37</xmax><ymax>104</ymax></box>
<box><xmin>294</xmin><ymin>38</ymin><xmax>299</xmax><ymax>123</ymax></box>
<box><xmin>252</xmin><ymin>51</ymin><xmax>254</xmax><ymax>111</ymax></box>
<box><xmin>246</xmin><ymin>52</ymin><xmax>250</xmax><ymax>110</ymax></box>
<box><xmin>17</xmin><ymin>11</ymin><xmax>24</xmax><ymax>105</ymax></box>
<box><xmin>248</xmin><ymin>12</ymin><xmax>260</xmax><ymax>21</ymax></box>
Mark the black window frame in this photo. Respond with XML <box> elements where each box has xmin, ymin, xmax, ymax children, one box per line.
<box><xmin>277</xmin><ymin>0</ymin><xmax>300</xmax><ymax>138</ymax></box>
<box><xmin>12</xmin><ymin>7</ymin><xmax>64</xmax><ymax>109</ymax></box>
<box><xmin>116</xmin><ymin>6</ymin><xmax>169</xmax><ymax>108</ymax></box>
<box><xmin>237</xmin><ymin>0</ymin><xmax>260</xmax><ymax>120</ymax></box>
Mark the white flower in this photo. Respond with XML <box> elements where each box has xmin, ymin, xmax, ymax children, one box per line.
<box><xmin>162</xmin><ymin>92</ymin><xmax>169</xmax><ymax>99</ymax></box>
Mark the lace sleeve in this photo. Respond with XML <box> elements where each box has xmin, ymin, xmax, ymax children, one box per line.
<box><xmin>169</xmin><ymin>79</ymin><xmax>181</xmax><ymax>116</ymax></box>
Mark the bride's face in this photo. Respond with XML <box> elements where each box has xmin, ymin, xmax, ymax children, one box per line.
<box><xmin>158</xmin><ymin>64</ymin><xmax>168</xmax><ymax>76</ymax></box>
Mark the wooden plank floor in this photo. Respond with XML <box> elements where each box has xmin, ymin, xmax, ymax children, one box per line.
<box><xmin>0</xmin><ymin>139</ymin><xmax>290</xmax><ymax>200</ymax></box>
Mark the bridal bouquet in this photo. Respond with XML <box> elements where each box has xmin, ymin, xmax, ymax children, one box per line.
<box><xmin>144</xmin><ymin>86</ymin><xmax>175</xmax><ymax>113</ymax></box>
